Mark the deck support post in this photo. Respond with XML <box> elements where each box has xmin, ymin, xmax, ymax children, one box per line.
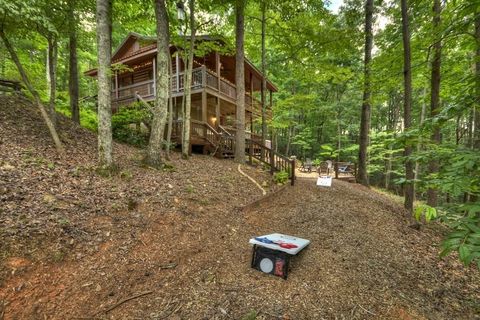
<box><xmin>115</xmin><ymin>70</ymin><xmax>118</xmax><ymax>99</ymax></box>
<box><xmin>202</xmin><ymin>90</ymin><xmax>207</xmax><ymax>138</ymax></box>
<box><xmin>202</xmin><ymin>90</ymin><xmax>207</xmax><ymax>123</ymax></box>
<box><xmin>215</xmin><ymin>97</ymin><xmax>220</xmax><ymax>128</ymax></box>
<box><xmin>175</xmin><ymin>52</ymin><xmax>180</xmax><ymax>92</ymax></box>
<box><xmin>152</xmin><ymin>56</ymin><xmax>156</xmax><ymax>96</ymax></box>
<box><xmin>248</xmin><ymin>139</ymin><xmax>253</xmax><ymax>165</ymax></box>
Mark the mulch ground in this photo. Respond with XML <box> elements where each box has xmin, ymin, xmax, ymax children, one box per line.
<box><xmin>0</xmin><ymin>95</ymin><xmax>479</xmax><ymax>319</ymax></box>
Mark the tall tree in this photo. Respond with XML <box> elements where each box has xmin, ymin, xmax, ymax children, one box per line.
<box><xmin>68</xmin><ymin>0</ymin><xmax>80</xmax><ymax>124</ymax></box>
<box><xmin>46</xmin><ymin>35</ymin><xmax>58</xmax><ymax>124</ymax></box>
<box><xmin>146</xmin><ymin>0</ymin><xmax>170</xmax><ymax>166</ymax></box>
<box><xmin>96</xmin><ymin>0</ymin><xmax>113</xmax><ymax>168</ymax></box>
<box><xmin>260</xmin><ymin>0</ymin><xmax>268</xmax><ymax>147</ymax></box>
<box><xmin>165</xmin><ymin>57</ymin><xmax>174</xmax><ymax>161</ymax></box>
<box><xmin>357</xmin><ymin>0</ymin><xmax>374</xmax><ymax>187</ymax></box>
<box><xmin>426</xmin><ymin>0</ymin><xmax>442</xmax><ymax>206</ymax></box>
<box><xmin>235</xmin><ymin>0</ymin><xmax>246</xmax><ymax>163</ymax></box>
<box><xmin>474</xmin><ymin>8</ymin><xmax>480</xmax><ymax>150</ymax></box>
<box><xmin>182</xmin><ymin>0</ymin><xmax>196</xmax><ymax>159</ymax></box>
<box><xmin>401</xmin><ymin>0</ymin><xmax>414</xmax><ymax>213</ymax></box>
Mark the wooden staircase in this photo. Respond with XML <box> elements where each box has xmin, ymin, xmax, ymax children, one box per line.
<box><xmin>177</xmin><ymin>121</ymin><xmax>296</xmax><ymax>185</ymax></box>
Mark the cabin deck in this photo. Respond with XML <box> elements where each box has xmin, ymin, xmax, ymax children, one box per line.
<box><xmin>111</xmin><ymin>66</ymin><xmax>269</xmax><ymax>120</ymax></box>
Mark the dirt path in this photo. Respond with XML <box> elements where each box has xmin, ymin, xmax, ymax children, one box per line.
<box><xmin>1</xmin><ymin>178</ymin><xmax>479</xmax><ymax>319</ymax></box>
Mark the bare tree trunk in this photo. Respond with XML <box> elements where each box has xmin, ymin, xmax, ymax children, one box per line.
<box><xmin>234</xmin><ymin>0</ymin><xmax>246</xmax><ymax>163</ymax></box>
<box><xmin>414</xmin><ymin>88</ymin><xmax>427</xmax><ymax>187</ymax></box>
<box><xmin>0</xmin><ymin>29</ymin><xmax>64</xmax><ymax>153</ymax></box>
<box><xmin>165</xmin><ymin>58</ymin><xmax>174</xmax><ymax>161</ymax></box>
<box><xmin>69</xmin><ymin>0</ymin><xmax>80</xmax><ymax>124</ymax></box>
<box><xmin>385</xmin><ymin>93</ymin><xmax>400</xmax><ymax>190</ymax></box>
<box><xmin>260</xmin><ymin>0</ymin><xmax>267</xmax><ymax>147</ymax></box>
<box><xmin>182</xmin><ymin>0</ymin><xmax>196</xmax><ymax>159</ymax></box>
<box><xmin>427</xmin><ymin>0</ymin><xmax>442</xmax><ymax>207</ymax></box>
<box><xmin>47</xmin><ymin>36</ymin><xmax>58</xmax><ymax>125</ymax></box>
<box><xmin>474</xmin><ymin>10</ymin><xmax>480</xmax><ymax>149</ymax></box>
<box><xmin>146</xmin><ymin>0</ymin><xmax>170</xmax><ymax>167</ymax></box>
<box><xmin>401</xmin><ymin>0</ymin><xmax>415</xmax><ymax>213</ymax></box>
<box><xmin>358</xmin><ymin>0</ymin><xmax>374</xmax><ymax>187</ymax></box>
<box><xmin>285</xmin><ymin>127</ymin><xmax>291</xmax><ymax>156</ymax></box>
<box><xmin>96</xmin><ymin>0</ymin><xmax>113</xmax><ymax>168</ymax></box>
<box><xmin>337</xmin><ymin>110</ymin><xmax>341</xmax><ymax>162</ymax></box>
<box><xmin>468</xmin><ymin>108</ymin><xmax>474</xmax><ymax>148</ymax></box>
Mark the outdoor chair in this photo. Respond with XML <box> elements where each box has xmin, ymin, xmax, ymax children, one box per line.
<box><xmin>317</xmin><ymin>161</ymin><xmax>330</xmax><ymax>175</ymax></box>
<box><xmin>300</xmin><ymin>158</ymin><xmax>313</xmax><ymax>173</ymax></box>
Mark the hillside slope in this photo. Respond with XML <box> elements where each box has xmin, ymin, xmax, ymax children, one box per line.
<box><xmin>0</xmin><ymin>95</ymin><xmax>479</xmax><ymax>319</ymax></box>
<box><xmin>0</xmin><ymin>95</ymin><xmax>273</xmax><ymax>310</ymax></box>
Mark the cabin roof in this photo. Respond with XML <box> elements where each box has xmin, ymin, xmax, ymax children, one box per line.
<box><xmin>85</xmin><ymin>32</ymin><xmax>278</xmax><ymax>92</ymax></box>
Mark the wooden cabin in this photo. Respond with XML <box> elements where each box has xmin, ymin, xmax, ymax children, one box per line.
<box><xmin>85</xmin><ymin>32</ymin><xmax>277</xmax><ymax>153</ymax></box>
<box><xmin>86</xmin><ymin>33</ymin><xmax>296</xmax><ymax>184</ymax></box>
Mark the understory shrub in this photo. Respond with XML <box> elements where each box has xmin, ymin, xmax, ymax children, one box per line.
<box><xmin>56</xmin><ymin>91</ymin><xmax>98</xmax><ymax>131</ymax></box>
<box><xmin>111</xmin><ymin>103</ymin><xmax>151</xmax><ymax>147</ymax></box>
<box><xmin>273</xmin><ymin>170</ymin><xmax>289</xmax><ymax>184</ymax></box>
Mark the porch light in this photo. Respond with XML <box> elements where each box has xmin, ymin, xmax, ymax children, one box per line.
<box><xmin>212</xmin><ymin>116</ymin><xmax>217</xmax><ymax>124</ymax></box>
<box><xmin>176</xmin><ymin>2</ymin><xmax>185</xmax><ymax>21</ymax></box>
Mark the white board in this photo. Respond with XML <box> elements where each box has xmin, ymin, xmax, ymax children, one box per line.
<box><xmin>317</xmin><ymin>176</ymin><xmax>332</xmax><ymax>187</ymax></box>
<box><xmin>249</xmin><ymin>233</ymin><xmax>310</xmax><ymax>255</ymax></box>
<box><xmin>265</xmin><ymin>139</ymin><xmax>272</xmax><ymax>149</ymax></box>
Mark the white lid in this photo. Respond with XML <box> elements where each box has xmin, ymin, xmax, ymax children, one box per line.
<box><xmin>249</xmin><ymin>233</ymin><xmax>310</xmax><ymax>255</ymax></box>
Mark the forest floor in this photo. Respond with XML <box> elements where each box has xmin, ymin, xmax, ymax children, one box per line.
<box><xmin>1</xmin><ymin>94</ymin><xmax>479</xmax><ymax>319</ymax></box>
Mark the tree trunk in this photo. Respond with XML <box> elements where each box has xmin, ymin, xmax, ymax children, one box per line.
<box><xmin>69</xmin><ymin>0</ymin><xmax>80</xmax><ymax>124</ymax></box>
<box><xmin>182</xmin><ymin>0</ymin><xmax>196</xmax><ymax>159</ymax></box>
<box><xmin>401</xmin><ymin>0</ymin><xmax>415</xmax><ymax>213</ymax></box>
<box><xmin>96</xmin><ymin>0</ymin><xmax>113</xmax><ymax>168</ymax></box>
<box><xmin>385</xmin><ymin>92</ymin><xmax>400</xmax><ymax>190</ymax></box>
<box><xmin>0</xmin><ymin>29</ymin><xmax>64</xmax><ymax>153</ymax></box>
<box><xmin>337</xmin><ymin>110</ymin><xmax>341</xmax><ymax>162</ymax></box>
<box><xmin>146</xmin><ymin>0</ymin><xmax>170</xmax><ymax>166</ymax></box>
<box><xmin>474</xmin><ymin>9</ymin><xmax>480</xmax><ymax>149</ymax></box>
<box><xmin>47</xmin><ymin>36</ymin><xmax>58</xmax><ymax>124</ymax></box>
<box><xmin>414</xmin><ymin>88</ymin><xmax>427</xmax><ymax>187</ymax></box>
<box><xmin>427</xmin><ymin>0</ymin><xmax>442</xmax><ymax>207</ymax></box>
<box><xmin>285</xmin><ymin>127</ymin><xmax>291</xmax><ymax>156</ymax></box>
<box><xmin>358</xmin><ymin>0</ymin><xmax>374</xmax><ymax>187</ymax></box>
<box><xmin>165</xmin><ymin>58</ymin><xmax>174</xmax><ymax>161</ymax></box>
<box><xmin>261</xmin><ymin>1</ymin><xmax>267</xmax><ymax>147</ymax></box>
<box><xmin>235</xmin><ymin>0</ymin><xmax>246</xmax><ymax>163</ymax></box>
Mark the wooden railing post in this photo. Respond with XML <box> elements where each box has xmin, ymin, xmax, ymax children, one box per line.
<box><xmin>270</xmin><ymin>148</ymin><xmax>275</xmax><ymax>174</ymax></box>
<box><xmin>248</xmin><ymin>139</ymin><xmax>253</xmax><ymax>165</ymax></box>
<box><xmin>291</xmin><ymin>158</ymin><xmax>295</xmax><ymax>186</ymax></box>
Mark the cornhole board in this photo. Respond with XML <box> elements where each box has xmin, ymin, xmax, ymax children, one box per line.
<box><xmin>249</xmin><ymin>233</ymin><xmax>310</xmax><ymax>279</ymax></box>
<box><xmin>317</xmin><ymin>175</ymin><xmax>332</xmax><ymax>187</ymax></box>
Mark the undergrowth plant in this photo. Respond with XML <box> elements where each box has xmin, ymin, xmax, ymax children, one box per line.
<box><xmin>111</xmin><ymin>103</ymin><xmax>151</xmax><ymax>147</ymax></box>
<box><xmin>273</xmin><ymin>170</ymin><xmax>289</xmax><ymax>184</ymax></box>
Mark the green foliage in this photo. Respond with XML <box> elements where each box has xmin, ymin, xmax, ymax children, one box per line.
<box><xmin>240</xmin><ymin>310</ymin><xmax>257</xmax><ymax>320</ymax></box>
<box><xmin>56</xmin><ymin>93</ymin><xmax>98</xmax><ymax>131</ymax></box>
<box><xmin>414</xmin><ymin>204</ymin><xmax>438</xmax><ymax>223</ymax></box>
<box><xmin>440</xmin><ymin>215</ymin><xmax>480</xmax><ymax>269</ymax></box>
<box><xmin>111</xmin><ymin>103</ymin><xmax>151</xmax><ymax>147</ymax></box>
<box><xmin>273</xmin><ymin>170</ymin><xmax>289</xmax><ymax>185</ymax></box>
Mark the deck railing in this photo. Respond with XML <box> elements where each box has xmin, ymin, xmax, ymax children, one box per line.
<box><xmin>169</xmin><ymin>120</ymin><xmax>295</xmax><ymax>185</ymax></box>
<box><xmin>246</xmin><ymin>138</ymin><xmax>296</xmax><ymax>186</ymax></box>
<box><xmin>112</xmin><ymin>66</ymin><xmax>262</xmax><ymax>109</ymax></box>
